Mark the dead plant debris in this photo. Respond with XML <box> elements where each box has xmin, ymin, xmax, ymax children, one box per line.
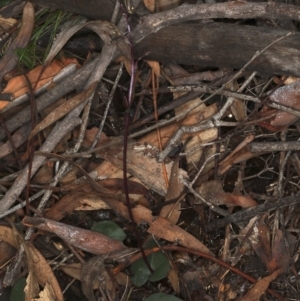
<box><xmin>0</xmin><ymin>0</ymin><xmax>300</xmax><ymax>300</ymax></box>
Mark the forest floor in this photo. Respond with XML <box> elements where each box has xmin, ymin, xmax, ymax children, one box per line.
<box><xmin>0</xmin><ymin>0</ymin><xmax>300</xmax><ymax>300</ymax></box>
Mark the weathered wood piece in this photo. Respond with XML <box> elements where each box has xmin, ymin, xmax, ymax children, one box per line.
<box><xmin>29</xmin><ymin>0</ymin><xmax>300</xmax><ymax>76</ymax></box>
<box><xmin>134</xmin><ymin>22</ymin><xmax>300</xmax><ymax>77</ymax></box>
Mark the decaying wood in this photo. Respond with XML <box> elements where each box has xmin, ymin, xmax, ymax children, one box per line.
<box><xmin>134</xmin><ymin>23</ymin><xmax>300</xmax><ymax>77</ymax></box>
<box><xmin>29</xmin><ymin>0</ymin><xmax>300</xmax><ymax>76</ymax></box>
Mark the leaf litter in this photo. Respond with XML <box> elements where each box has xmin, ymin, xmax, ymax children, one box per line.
<box><xmin>0</xmin><ymin>0</ymin><xmax>300</xmax><ymax>300</ymax></box>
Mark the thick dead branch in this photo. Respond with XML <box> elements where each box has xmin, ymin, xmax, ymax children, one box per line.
<box><xmin>29</xmin><ymin>1</ymin><xmax>300</xmax><ymax>76</ymax></box>
<box><xmin>134</xmin><ymin>23</ymin><xmax>300</xmax><ymax>77</ymax></box>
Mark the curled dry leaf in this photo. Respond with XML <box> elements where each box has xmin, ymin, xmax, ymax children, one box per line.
<box><xmin>0</xmin><ymin>225</ymin><xmax>18</xmax><ymax>249</ymax></box>
<box><xmin>0</xmin><ymin>2</ymin><xmax>34</xmax><ymax>84</ymax></box>
<box><xmin>45</xmin><ymin>178</ymin><xmax>148</xmax><ymax>220</ymax></box>
<box><xmin>97</xmin><ymin>139</ymin><xmax>174</xmax><ymax>196</ymax></box>
<box><xmin>218</xmin><ymin>135</ymin><xmax>267</xmax><ymax>175</ymax></box>
<box><xmin>249</xmin><ymin>223</ymin><xmax>292</xmax><ymax>274</ymax></box>
<box><xmin>22</xmin><ymin>216</ymin><xmax>126</xmax><ymax>255</ymax></box>
<box><xmin>196</xmin><ymin>180</ymin><xmax>257</xmax><ymax>208</ymax></box>
<box><xmin>81</xmin><ymin>256</ymin><xmax>115</xmax><ymax>301</ymax></box>
<box><xmin>159</xmin><ymin>158</ymin><xmax>187</xmax><ymax>224</ymax></box>
<box><xmin>257</xmin><ymin>80</ymin><xmax>300</xmax><ymax>131</ymax></box>
<box><xmin>23</xmin><ymin>242</ymin><xmax>63</xmax><ymax>301</ymax></box>
<box><xmin>45</xmin><ymin>20</ymin><xmax>123</xmax><ymax>65</ymax></box>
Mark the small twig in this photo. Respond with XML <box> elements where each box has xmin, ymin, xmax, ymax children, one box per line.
<box><xmin>205</xmin><ymin>193</ymin><xmax>300</xmax><ymax>232</ymax></box>
<box><xmin>166</xmin><ymin>84</ymin><xmax>260</xmax><ymax>103</ymax></box>
<box><xmin>248</xmin><ymin>141</ymin><xmax>300</xmax><ymax>152</ymax></box>
<box><xmin>268</xmin><ymin>100</ymin><xmax>300</xmax><ymax>119</ymax></box>
<box><xmin>157</xmin><ymin>120</ymin><xmax>237</xmax><ymax>162</ymax></box>
<box><xmin>132</xmin><ymin>2</ymin><xmax>297</xmax><ymax>44</ymax></box>
<box><xmin>121</xmin><ymin>1</ymin><xmax>154</xmax><ymax>273</ymax></box>
<box><xmin>90</xmin><ymin>63</ymin><xmax>123</xmax><ymax>150</ymax></box>
<box><xmin>0</xmin><ymin>115</ymin><xmax>81</xmax><ymax>215</ymax></box>
<box><xmin>182</xmin><ymin>179</ymin><xmax>229</xmax><ymax>217</ymax></box>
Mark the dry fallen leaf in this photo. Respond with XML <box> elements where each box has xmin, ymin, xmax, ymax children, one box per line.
<box><xmin>0</xmin><ymin>2</ymin><xmax>34</xmax><ymax>85</ymax></box>
<box><xmin>23</xmin><ymin>242</ymin><xmax>64</xmax><ymax>301</ymax></box>
<box><xmin>249</xmin><ymin>223</ymin><xmax>291</xmax><ymax>274</ymax></box>
<box><xmin>196</xmin><ymin>180</ymin><xmax>257</xmax><ymax>208</ymax></box>
<box><xmin>256</xmin><ymin>80</ymin><xmax>300</xmax><ymax>131</ymax></box>
<box><xmin>238</xmin><ymin>269</ymin><xmax>281</xmax><ymax>301</ymax></box>
<box><xmin>22</xmin><ymin>216</ymin><xmax>126</xmax><ymax>255</ymax></box>
<box><xmin>97</xmin><ymin>139</ymin><xmax>174</xmax><ymax>196</ymax></box>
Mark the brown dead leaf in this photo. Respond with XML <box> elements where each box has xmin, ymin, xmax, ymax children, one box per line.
<box><xmin>45</xmin><ymin>20</ymin><xmax>121</xmax><ymax>65</ymax></box>
<box><xmin>159</xmin><ymin>158</ymin><xmax>187</xmax><ymax>224</ymax></box>
<box><xmin>45</xmin><ymin>178</ymin><xmax>148</xmax><ymax>220</ymax></box>
<box><xmin>45</xmin><ymin>190</ymin><xmax>107</xmax><ymax>221</ymax></box>
<box><xmin>32</xmin><ymin>282</ymin><xmax>57</xmax><ymax>301</ymax></box>
<box><xmin>268</xmin><ymin>229</ymin><xmax>290</xmax><ymax>273</ymax></box>
<box><xmin>24</xmin><ymin>271</ymin><xmax>40</xmax><ymax>301</ymax></box>
<box><xmin>249</xmin><ymin>223</ymin><xmax>290</xmax><ymax>274</ymax></box>
<box><xmin>0</xmin><ymin>16</ymin><xmax>17</xmax><ymax>33</ymax></box>
<box><xmin>81</xmin><ymin>256</ymin><xmax>115</xmax><ymax>301</ymax></box>
<box><xmin>168</xmin><ymin>267</ymin><xmax>180</xmax><ymax>294</ymax></box>
<box><xmin>73</xmin><ymin>127</ymin><xmax>109</xmax><ymax>149</ymax></box>
<box><xmin>256</xmin><ymin>80</ymin><xmax>300</xmax><ymax>131</ymax></box>
<box><xmin>0</xmin><ymin>2</ymin><xmax>34</xmax><ymax>86</ymax></box>
<box><xmin>102</xmin><ymin>196</ymin><xmax>211</xmax><ymax>254</ymax></box>
<box><xmin>143</xmin><ymin>0</ymin><xmax>155</xmax><ymax>12</ymax></box>
<box><xmin>60</xmin><ymin>262</ymin><xmax>81</xmax><ymax>281</ymax></box>
<box><xmin>270</xmin><ymin>80</ymin><xmax>300</xmax><ymax>127</ymax></box>
<box><xmin>1</xmin><ymin>60</ymin><xmax>66</xmax><ymax>98</ymax></box>
<box><xmin>22</xmin><ymin>216</ymin><xmax>126</xmax><ymax>255</ymax></box>
<box><xmin>196</xmin><ymin>180</ymin><xmax>257</xmax><ymax>208</ymax></box>
<box><xmin>97</xmin><ymin>139</ymin><xmax>173</xmax><ymax>196</ymax></box>
<box><xmin>218</xmin><ymin>135</ymin><xmax>267</xmax><ymax>175</ymax></box>
<box><xmin>146</xmin><ymin>60</ymin><xmax>160</xmax><ymax>77</ymax></box>
<box><xmin>249</xmin><ymin>222</ymin><xmax>272</xmax><ymax>270</ymax></box>
<box><xmin>238</xmin><ymin>269</ymin><xmax>281</xmax><ymax>301</ymax></box>
<box><xmin>23</xmin><ymin>242</ymin><xmax>63</xmax><ymax>301</ymax></box>
<box><xmin>273</xmin><ymin>76</ymin><xmax>299</xmax><ymax>85</ymax></box>
<box><xmin>0</xmin><ymin>241</ymin><xmax>16</xmax><ymax>267</ymax></box>
<box><xmin>32</xmin><ymin>163</ymin><xmax>53</xmax><ymax>184</ymax></box>
<box><xmin>0</xmin><ymin>225</ymin><xmax>18</xmax><ymax>248</ymax></box>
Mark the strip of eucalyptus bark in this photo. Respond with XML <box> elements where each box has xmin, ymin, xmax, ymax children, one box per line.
<box><xmin>248</xmin><ymin>141</ymin><xmax>300</xmax><ymax>152</ymax></box>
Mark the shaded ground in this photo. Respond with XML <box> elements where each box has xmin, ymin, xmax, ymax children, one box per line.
<box><xmin>0</xmin><ymin>0</ymin><xmax>300</xmax><ymax>300</ymax></box>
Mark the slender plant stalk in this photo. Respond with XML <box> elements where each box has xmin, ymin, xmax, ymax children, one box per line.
<box><xmin>121</xmin><ymin>4</ymin><xmax>153</xmax><ymax>273</ymax></box>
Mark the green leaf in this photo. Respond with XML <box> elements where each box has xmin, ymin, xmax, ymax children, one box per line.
<box><xmin>145</xmin><ymin>293</ymin><xmax>183</xmax><ymax>301</ymax></box>
<box><xmin>91</xmin><ymin>221</ymin><xmax>126</xmax><ymax>241</ymax></box>
<box><xmin>130</xmin><ymin>239</ymin><xmax>171</xmax><ymax>287</ymax></box>
<box><xmin>10</xmin><ymin>278</ymin><xmax>26</xmax><ymax>301</ymax></box>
